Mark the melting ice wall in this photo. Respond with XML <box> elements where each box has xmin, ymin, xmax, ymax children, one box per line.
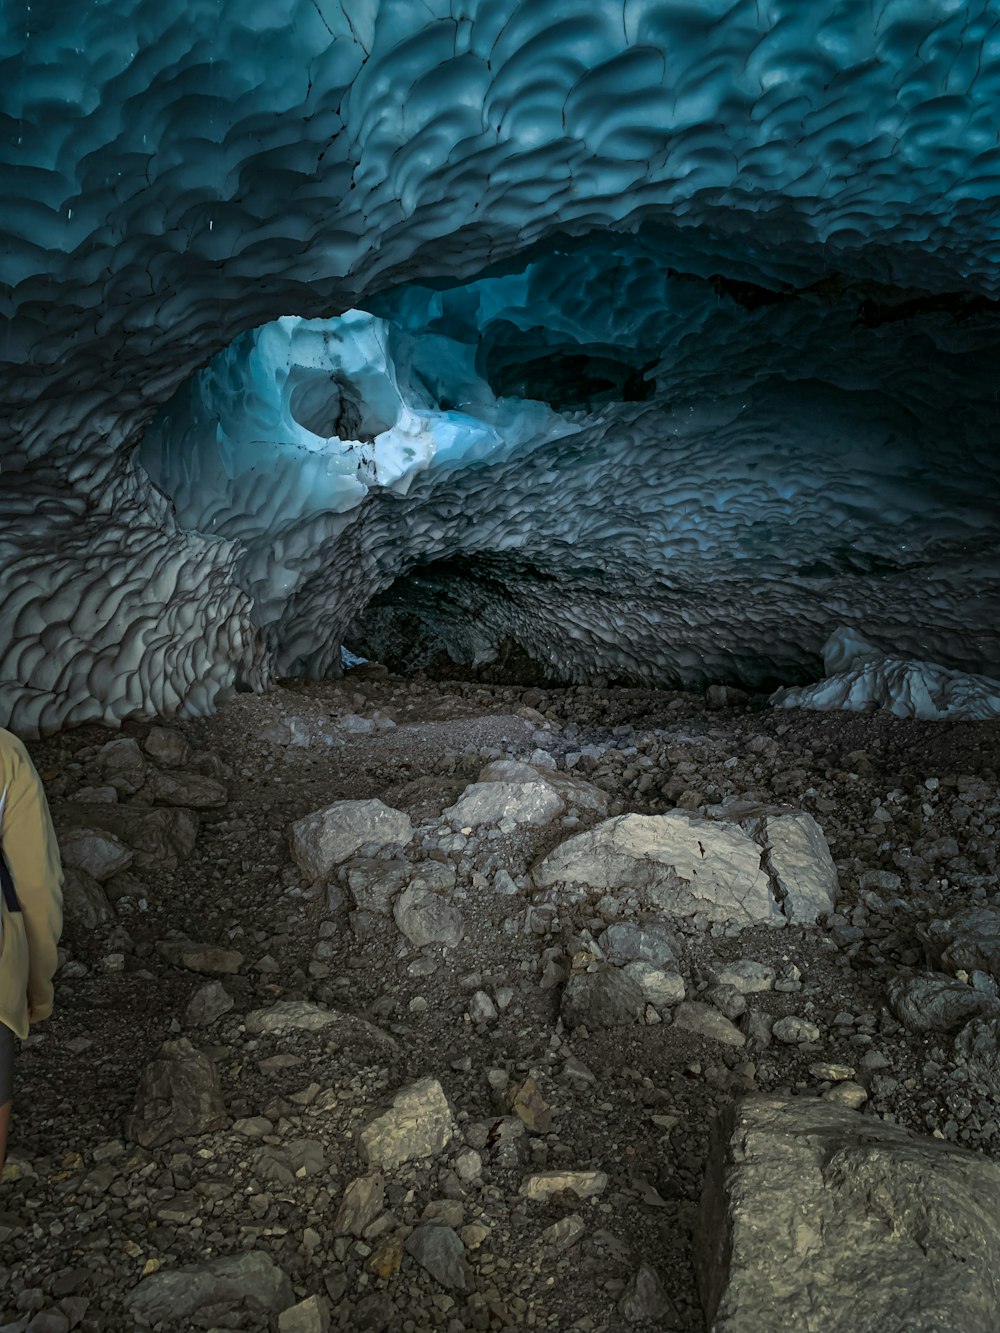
<box><xmin>3</xmin><ymin>1</ymin><xmax>1000</xmax><ymax>731</ymax></box>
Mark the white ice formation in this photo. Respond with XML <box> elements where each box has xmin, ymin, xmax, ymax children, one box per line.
<box><xmin>4</xmin><ymin>3</ymin><xmax>1000</xmax><ymax>732</ymax></box>
<box><xmin>772</xmin><ymin>628</ymin><xmax>1000</xmax><ymax>721</ymax></box>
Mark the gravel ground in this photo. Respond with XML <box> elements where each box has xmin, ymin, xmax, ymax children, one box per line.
<box><xmin>1</xmin><ymin>669</ymin><xmax>998</xmax><ymax>1331</ymax></box>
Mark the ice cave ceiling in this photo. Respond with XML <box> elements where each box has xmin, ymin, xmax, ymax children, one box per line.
<box><xmin>3</xmin><ymin>0</ymin><xmax>1000</xmax><ymax>733</ymax></box>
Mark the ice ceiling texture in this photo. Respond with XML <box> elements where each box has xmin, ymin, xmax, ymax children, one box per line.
<box><xmin>4</xmin><ymin>0</ymin><xmax>1000</xmax><ymax>734</ymax></box>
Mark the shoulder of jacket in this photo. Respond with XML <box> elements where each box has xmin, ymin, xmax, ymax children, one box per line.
<box><xmin>0</xmin><ymin>729</ymin><xmax>31</xmax><ymax>776</ymax></box>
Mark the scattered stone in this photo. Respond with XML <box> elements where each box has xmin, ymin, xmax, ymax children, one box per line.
<box><xmin>540</xmin><ymin>1214</ymin><xmax>585</xmax><ymax>1251</ymax></box>
<box><xmin>60</xmin><ymin>865</ymin><xmax>114</xmax><ymax>929</ymax></box>
<box><xmin>706</xmin><ymin>985</ymin><xmax>747</xmax><ymax>1021</ymax></box>
<box><xmin>953</xmin><ymin>1018</ymin><xmax>1000</xmax><ymax>1097</ymax></box>
<box><xmin>279</xmin><ymin>1295</ymin><xmax>331</xmax><ymax>1333</ymax></box>
<box><xmin>156</xmin><ymin>940</ymin><xmax>244</xmax><ymax>974</ymax></box>
<box><xmin>95</xmin><ymin>737</ymin><xmax>147</xmax><ymax>795</ymax></box>
<box><xmin>444</xmin><ymin>780</ymin><xmax>564</xmax><ymax>829</ymax></box>
<box><xmin>597</xmin><ymin>922</ymin><xmax>679</xmax><ymax>969</ymax></box>
<box><xmin>72</xmin><ymin>783</ymin><xmax>117</xmax><ymax>803</ymax></box>
<box><xmin>368</xmin><ymin>1234</ymin><xmax>405</xmax><ymax>1281</ymax></box>
<box><xmin>673</xmin><ymin>1002</ymin><xmax>746</xmax><ymax>1047</ymax></box>
<box><xmin>700</xmin><ymin>1095</ymin><xmax>1000</xmax><ymax>1332</ymax></box>
<box><xmin>561</xmin><ymin>965</ymin><xmax>645</xmax><ymax>1029</ymax></box>
<box><xmin>618</xmin><ymin>1263</ymin><xmax>680</xmax><ymax>1326</ymax></box>
<box><xmin>243</xmin><ymin>1000</ymin><xmax>395</xmax><ymax>1050</ymax></box>
<box><xmin>823</xmin><ymin>1081</ymin><xmax>868</xmax><ymax>1109</ymax></box>
<box><xmin>343</xmin><ymin>857</ymin><xmax>408</xmax><ymax>914</ymax></box>
<box><xmin>520</xmin><ymin>1170</ymin><xmax>608</xmax><ymax>1201</ymax></box>
<box><xmin>919</xmin><ymin>908</ymin><xmax>1000</xmax><ymax>980</ymax></box>
<box><xmin>60</xmin><ymin>802</ymin><xmax>199</xmax><ymax>869</ymax></box>
<box><xmin>809</xmin><ymin>1062</ymin><xmax>855</xmax><ymax>1082</ymax></box>
<box><xmin>184</xmin><ymin>980</ymin><xmax>234</xmax><ymax>1028</ymax></box>
<box><xmin>127</xmin><ymin>1251</ymin><xmax>293</xmax><ymax>1324</ymax></box>
<box><xmin>339</xmin><ymin>713</ymin><xmax>375</xmax><ymax>734</ymax></box>
<box><xmin>404</xmin><ymin>1225</ymin><xmax>471</xmax><ymax>1292</ymax></box>
<box><xmin>508</xmin><ymin>1078</ymin><xmax>551</xmax><ymax>1132</ymax></box>
<box><xmin>493</xmin><ymin>869</ymin><xmax>521</xmax><ymax>895</ymax></box>
<box><xmin>772</xmin><ymin>1016</ymin><xmax>821</xmax><ymax>1044</ymax></box>
<box><xmin>233</xmin><ymin>1116</ymin><xmax>274</xmax><ymax>1137</ymax></box>
<box><xmin>289</xmin><ymin>799</ymin><xmax>413</xmax><ymax>880</ymax></box>
<box><xmin>393</xmin><ymin>885</ymin><xmax>464</xmax><ymax>949</ymax></box>
<box><xmin>360</xmin><ymin>1077</ymin><xmax>454</xmax><ymax>1169</ymax></box>
<box><xmin>143</xmin><ymin>766</ymin><xmax>228</xmax><ymax>809</ymax></box>
<box><xmin>478</xmin><ymin>759</ymin><xmax>609</xmax><ymax>813</ymax></box>
<box><xmin>57</xmin><ymin>827</ymin><xmax>132</xmax><ymax>882</ymax></box>
<box><xmin>468</xmin><ymin>990</ymin><xmax>497</xmax><ymax>1023</ymax></box>
<box><xmin>125</xmin><ymin>1038</ymin><xmax>229</xmax><ymax>1148</ymax></box>
<box><xmin>334</xmin><ymin>1174</ymin><xmax>385</xmax><ymax>1237</ymax></box>
<box><xmin>622</xmin><ymin>960</ymin><xmax>686</xmax><ymax>1008</ymax></box>
<box><xmin>255</xmin><ymin>1139</ymin><xmax>326</xmax><ymax>1185</ymax></box>
<box><xmin>143</xmin><ymin>726</ymin><xmax>191</xmax><ymax>768</ymax></box>
<box><xmin>454</xmin><ymin>1148</ymin><xmax>482</xmax><ymax>1181</ymax></box>
<box><xmin>712</xmin><ymin>960</ymin><xmax>776</xmax><ymax>994</ymax></box>
<box><xmin>259</xmin><ymin>721</ymin><xmax>293</xmax><ymax>745</ymax></box>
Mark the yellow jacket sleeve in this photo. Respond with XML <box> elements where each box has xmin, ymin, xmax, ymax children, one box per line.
<box><xmin>1</xmin><ymin>729</ymin><xmax>63</xmax><ymax>1023</ymax></box>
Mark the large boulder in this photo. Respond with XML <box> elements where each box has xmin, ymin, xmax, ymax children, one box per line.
<box><xmin>533</xmin><ymin>811</ymin><xmax>782</xmax><ymax>929</ymax></box>
<box><xmin>699</xmin><ymin>1095</ymin><xmax>1000</xmax><ymax>1332</ymax></box>
<box><xmin>534</xmin><ymin>810</ymin><xmax>837</xmax><ymax>929</ymax></box>
<box><xmin>289</xmin><ymin>799</ymin><xmax>413</xmax><ymax>880</ymax></box>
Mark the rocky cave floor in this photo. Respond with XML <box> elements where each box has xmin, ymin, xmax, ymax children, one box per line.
<box><xmin>1</xmin><ymin>668</ymin><xmax>999</xmax><ymax>1332</ymax></box>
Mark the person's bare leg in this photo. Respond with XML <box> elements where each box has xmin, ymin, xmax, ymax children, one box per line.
<box><xmin>0</xmin><ymin>1100</ymin><xmax>10</xmax><ymax>1179</ymax></box>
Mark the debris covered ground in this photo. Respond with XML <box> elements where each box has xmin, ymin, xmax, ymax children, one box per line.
<box><xmin>2</xmin><ymin>669</ymin><xmax>999</xmax><ymax>1331</ymax></box>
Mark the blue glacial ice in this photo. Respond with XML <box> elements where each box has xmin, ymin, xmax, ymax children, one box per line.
<box><xmin>2</xmin><ymin>2</ymin><xmax>1000</xmax><ymax>730</ymax></box>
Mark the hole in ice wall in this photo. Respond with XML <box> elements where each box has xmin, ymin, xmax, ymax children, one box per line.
<box><xmin>286</xmin><ymin>368</ymin><xmax>395</xmax><ymax>443</ymax></box>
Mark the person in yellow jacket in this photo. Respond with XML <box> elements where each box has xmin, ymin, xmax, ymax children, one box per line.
<box><xmin>0</xmin><ymin>728</ymin><xmax>63</xmax><ymax>1176</ymax></box>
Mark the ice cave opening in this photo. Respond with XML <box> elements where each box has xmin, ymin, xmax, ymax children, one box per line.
<box><xmin>136</xmin><ymin>226</ymin><xmax>1000</xmax><ymax>715</ymax></box>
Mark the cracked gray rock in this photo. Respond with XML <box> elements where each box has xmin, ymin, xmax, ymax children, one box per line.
<box><xmin>700</xmin><ymin>1095</ymin><xmax>1000</xmax><ymax>1333</ymax></box>
<box><xmin>533</xmin><ymin>811</ymin><xmax>783</xmax><ymax>929</ymax></box>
